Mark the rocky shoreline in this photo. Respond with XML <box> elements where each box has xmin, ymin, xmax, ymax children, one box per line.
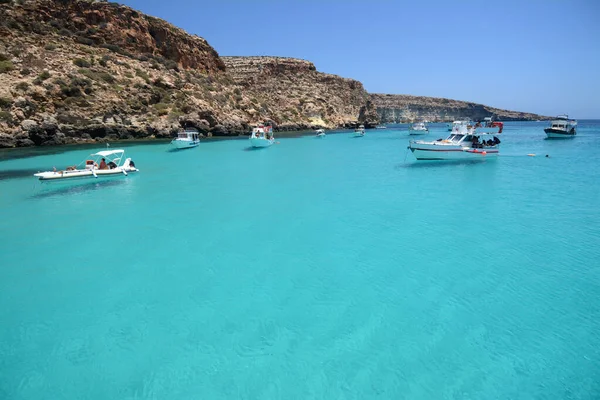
<box><xmin>0</xmin><ymin>0</ymin><xmax>548</xmax><ymax>148</ymax></box>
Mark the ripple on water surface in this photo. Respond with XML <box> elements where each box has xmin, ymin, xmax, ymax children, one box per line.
<box><xmin>1</xmin><ymin>123</ymin><xmax>600</xmax><ymax>398</ymax></box>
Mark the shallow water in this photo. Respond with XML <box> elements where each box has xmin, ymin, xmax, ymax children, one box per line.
<box><xmin>1</xmin><ymin>122</ymin><xmax>599</xmax><ymax>399</ymax></box>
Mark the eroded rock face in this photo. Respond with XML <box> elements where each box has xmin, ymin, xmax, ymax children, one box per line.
<box><xmin>0</xmin><ymin>0</ymin><xmax>225</xmax><ymax>73</ymax></box>
<box><xmin>0</xmin><ymin>1</ymin><xmax>547</xmax><ymax>148</ymax></box>
<box><xmin>358</xmin><ymin>100</ymin><xmax>380</xmax><ymax>128</ymax></box>
<box><xmin>370</xmin><ymin>94</ymin><xmax>548</xmax><ymax>122</ymax></box>
<box><xmin>222</xmin><ymin>56</ymin><xmax>370</xmax><ymax>129</ymax></box>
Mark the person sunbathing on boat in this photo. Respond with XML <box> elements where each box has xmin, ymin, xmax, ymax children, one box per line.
<box><xmin>99</xmin><ymin>158</ymin><xmax>108</xmax><ymax>170</ymax></box>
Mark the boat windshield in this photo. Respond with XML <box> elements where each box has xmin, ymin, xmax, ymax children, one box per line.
<box><xmin>448</xmin><ymin>134</ymin><xmax>464</xmax><ymax>141</ymax></box>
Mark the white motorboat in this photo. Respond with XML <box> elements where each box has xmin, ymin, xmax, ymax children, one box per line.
<box><xmin>250</xmin><ymin>123</ymin><xmax>275</xmax><ymax>147</ymax></box>
<box><xmin>544</xmin><ymin>115</ymin><xmax>576</xmax><ymax>138</ymax></box>
<box><xmin>34</xmin><ymin>149</ymin><xmax>139</xmax><ymax>181</ymax></box>
<box><xmin>409</xmin><ymin>121</ymin><xmax>429</xmax><ymax>135</ymax></box>
<box><xmin>353</xmin><ymin>125</ymin><xmax>365</xmax><ymax>137</ymax></box>
<box><xmin>316</xmin><ymin>129</ymin><xmax>326</xmax><ymax>137</ymax></box>
<box><xmin>375</xmin><ymin>125</ymin><xmax>387</xmax><ymax>129</ymax></box>
<box><xmin>171</xmin><ymin>127</ymin><xmax>200</xmax><ymax>149</ymax></box>
<box><xmin>408</xmin><ymin>123</ymin><xmax>501</xmax><ymax>160</ymax></box>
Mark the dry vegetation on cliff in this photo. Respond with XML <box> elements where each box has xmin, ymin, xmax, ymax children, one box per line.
<box><xmin>0</xmin><ymin>0</ymin><xmax>543</xmax><ymax>148</ymax></box>
<box><xmin>0</xmin><ymin>0</ymin><xmax>379</xmax><ymax>147</ymax></box>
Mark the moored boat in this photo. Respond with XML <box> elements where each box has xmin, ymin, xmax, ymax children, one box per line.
<box><xmin>171</xmin><ymin>127</ymin><xmax>200</xmax><ymax>149</ymax></box>
<box><xmin>316</xmin><ymin>129</ymin><xmax>325</xmax><ymax>137</ymax></box>
<box><xmin>408</xmin><ymin>123</ymin><xmax>501</xmax><ymax>160</ymax></box>
<box><xmin>475</xmin><ymin>116</ymin><xmax>504</xmax><ymax>134</ymax></box>
<box><xmin>34</xmin><ymin>149</ymin><xmax>139</xmax><ymax>181</ymax></box>
<box><xmin>544</xmin><ymin>115</ymin><xmax>576</xmax><ymax>138</ymax></box>
<box><xmin>353</xmin><ymin>125</ymin><xmax>365</xmax><ymax>137</ymax></box>
<box><xmin>409</xmin><ymin>121</ymin><xmax>429</xmax><ymax>135</ymax></box>
<box><xmin>250</xmin><ymin>123</ymin><xmax>275</xmax><ymax>147</ymax></box>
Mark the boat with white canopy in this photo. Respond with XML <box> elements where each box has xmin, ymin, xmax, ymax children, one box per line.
<box><xmin>34</xmin><ymin>149</ymin><xmax>138</xmax><ymax>181</ymax></box>
<box><xmin>171</xmin><ymin>127</ymin><xmax>200</xmax><ymax>149</ymax></box>
<box><xmin>250</xmin><ymin>123</ymin><xmax>275</xmax><ymax>147</ymax></box>
<box><xmin>408</xmin><ymin>123</ymin><xmax>501</xmax><ymax>160</ymax></box>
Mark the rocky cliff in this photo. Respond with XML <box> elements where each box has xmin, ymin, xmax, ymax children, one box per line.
<box><xmin>222</xmin><ymin>56</ymin><xmax>374</xmax><ymax>130</ymax></box>
<box><xmin>0</xmin><ymin>0</ymin><xmax>542</xmax><ymax>148</ymax></box>
<box><xmin>370</xmin><ymin>93</ymin><xmax>548</xmax><ymax>122</ymax></box>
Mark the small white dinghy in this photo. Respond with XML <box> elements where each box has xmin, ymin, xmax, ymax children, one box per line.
<box><xmin>250</xmin><ymin>123</ymin><xmax>275</xmax><ymax>147</ymax></box>
<box><xmin>34</xmin><ymin>149</ymin><xmax>139</xmax><ymax>182</ymax></box>
<box><xmin>316</xmin><ymin>129</ymin><xmax>325</xmax><ymax>138</ymax></box>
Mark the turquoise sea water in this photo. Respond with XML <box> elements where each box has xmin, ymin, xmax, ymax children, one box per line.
<box><xmin>1</xmin><ymin>121</ymin><xmax>599</xmax><ymax>399</ymax></box>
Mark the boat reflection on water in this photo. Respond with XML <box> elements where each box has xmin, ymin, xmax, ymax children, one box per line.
<box><xmin>31</xmin><ymin>179</ymin><xmax>130</xmax><ymax>199</ymax></box>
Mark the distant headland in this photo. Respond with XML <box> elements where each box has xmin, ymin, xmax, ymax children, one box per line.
<box><xmin>0</xmin><ymin>0</ymin><xmax>549</xmax><ymax>147</ymax></box>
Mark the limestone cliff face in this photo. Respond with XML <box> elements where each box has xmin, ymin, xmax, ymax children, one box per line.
<box><xmin>0</xmin><ymin>0</ymin><xmax>225</xmax><ymax>73</ymax></box>
<box><xmin>0</xmin><ymin>0</ymin><xmax>547</xmax><ymax>148</ymax></box>
<box><xmin>222</xmin><ymin>56</ymin><xmax>370</xmax><ymax>130</ymax></box>
<box><xmin>358</xmin><ymin>100</ymin><xmax>380</xmax><ymax>128</ymax></box>
<box><xmin>0</xmin><ymin>0</ymin><xmax>373</xmax><ymax>147</ymax></box>
<box><xmin>370</xmin><ymin>94</ymin><xmax>548</xmax><ymax>122</ymax></box>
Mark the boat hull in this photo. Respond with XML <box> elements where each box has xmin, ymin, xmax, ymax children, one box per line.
<box><xmin>409</xmin><ymin>142</ymin><xmax>498</xmax><ymax>160</ymax></box>
<box><xmin>171</xmin><ymin>139</ymin><xmax>200</xmax><ymax>149</ymax></box>
<box><xmin>316</xmin><ymin>133</ymin><xmax>325</xmax><ymax>138</ymax></box>
<box><xmin>544</xmin><ymin>128</ymin><xmax>576</xmax><ymax>138</ymax></box>
<box><xmin>250</xmin><ymin>137</ymin><xmax>274</xmax><ymax>147</ymax></box>
<box><xmin>34</xmin><ymin>168</ymin><xmax>139</xmax><ymax>182</ymax></box>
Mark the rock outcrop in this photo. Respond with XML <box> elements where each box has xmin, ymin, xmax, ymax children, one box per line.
<box><xmin>358</xmin><ymin>100</ymin><xmax>380</xmax><ymax>128</ymax></box>
<box><xmin>222</xmin><ymin>56</ymin><xmax>370</xmax><ymax>130</ymax></box>
<box><xmin>370</xmin><ymin>93</ymin><xmax>548</xmax><ymax>122</ymax></box>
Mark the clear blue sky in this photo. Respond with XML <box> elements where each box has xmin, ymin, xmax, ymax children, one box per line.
<box><xmin>119</xmin><ymin>0</ymin><xmax>600</xmax><ymax>118</ymax></box>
